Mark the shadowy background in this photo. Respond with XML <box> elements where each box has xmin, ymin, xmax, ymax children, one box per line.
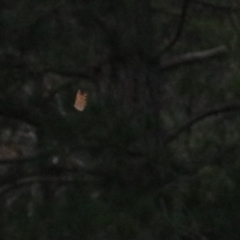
<box><xmin>0</xmin><ymin>0</ymin><xmax>240</xmax><ymax>239</ymax></box>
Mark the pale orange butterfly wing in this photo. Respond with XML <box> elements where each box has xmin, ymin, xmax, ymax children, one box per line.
<box><xmin>74</xmin><ymin>90</ymin><xmax>87</xmax><ymax>111</ymax></box>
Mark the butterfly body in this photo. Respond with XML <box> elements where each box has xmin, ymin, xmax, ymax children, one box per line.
<box><xmin>74</xmin><ymin>90</ymin><xmax>87</xmax><ymax>111</ymax></box>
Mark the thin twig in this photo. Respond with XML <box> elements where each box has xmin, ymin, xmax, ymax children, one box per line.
<box><xmin>160</xmin><ymin>0</ymin><xmax>191</xmax><ymax>55</ymax></box>
<box><xmin>165</xmin><ymin>103</ymin><xmax>240</xmax><ymax>144</ymax></box>
<box><xmin>161</xmin><ymin>45</ymin><xmax>228</xmax><ymax>70</ymax></box>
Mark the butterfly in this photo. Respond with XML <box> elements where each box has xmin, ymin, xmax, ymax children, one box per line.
<box><xmin>74</xmin><ymin>90</ymin><xmax>87</xmax><ymax>111</ymax></box>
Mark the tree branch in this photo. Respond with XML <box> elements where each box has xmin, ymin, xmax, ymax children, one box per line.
<box><xmin>0</xmin><ymin>175</ymin><xmax>84</xmax><ymax>197</ymax></box>
<box><xmin>192</xmin><ymin>0</ymin><xmax>240</xmax><ymax>12</ymax></box>
<box><xmin>161</xmin><ymin>45</ymin><xmax>228</xmax><ymax>70</ymax></box>
<box><xmin>165</xmin><ymin>103</ymin><xmax>240</xmax><ymax>144</ymax></box>
<box><xmin>160</xmin><ymin>0</ymin><xmax>191</xmax><ymax>54</ymax></box>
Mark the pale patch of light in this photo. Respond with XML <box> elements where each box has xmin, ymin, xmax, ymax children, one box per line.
<box><xmin>52</xmin><ymin>156</ymin><xmax>59</xmax><ymax>164</ymax></box>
